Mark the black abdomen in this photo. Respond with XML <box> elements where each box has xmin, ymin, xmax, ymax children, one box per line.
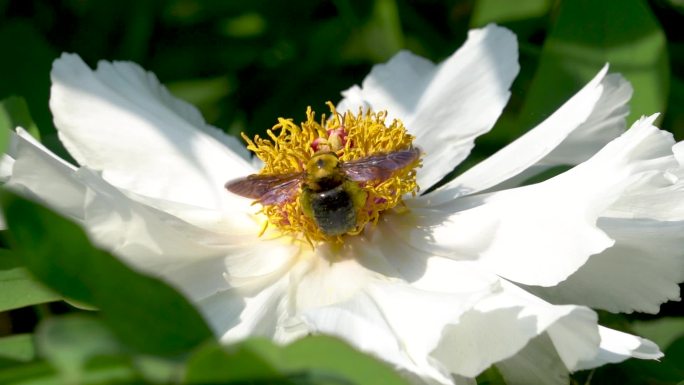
<box><xmin>310</xmin><ymin>184</ymin><xmax>356</xmax><ymax>236</ymax></box>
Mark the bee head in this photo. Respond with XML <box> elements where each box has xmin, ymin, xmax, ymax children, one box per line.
<box><xmin>305</xmin><ymin>152</ymin><xmax>343</xmax><ymax>190</ymax></box>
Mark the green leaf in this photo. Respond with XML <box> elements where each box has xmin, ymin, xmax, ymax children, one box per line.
<box><xmin>132</xmin><ymin>355</ymin><xmax>182</xmax><ymax>384</ymax></box>
<box><xmin>0</xmin><ymin>361</ymin><xmax>56</xmax><ymax>385</ymax></box>
<box><xmin>632</xmin><ymin>317</ymin><xmax>684</xmax><ymax>350</ymax></box>
<box><xmin>219</xmin><ymin>12</ymin><xmax>268</xmax><ymax>38</ymax></box>
<box><xmin>0</xmin><ymin>358</ymin><xmax>141</xmax><ymax>385</ymax></box>
<box><xmin>518</xmin><ymin>0</ymin><xmax>669</xmax><ymax>132</ymax></box>
<box><xmin>342</xmin><ymin>0</ymin><xmax>404</xmax><ymax>62</ymax></box>
<box><xmin>0</xmin><ymin>96</ymin><xmax>40</xmax><ymax>145</ymax></box>
<box><xmin>184</xmin><ymin>340</ymin><xmax>282</xmax><ymax>383</ymax></box>
<box><xmin>475</xmin><ymin>365</ymin><xmax>507</xmax><ymax>385</ymax></box>
<box><xmin>185</xmin><ymin>336</ymin><xmax>410</xmax><ymax>385</ymax></box>
<box><xmin>0</xmin><ymin>250</ymin><xmax>60</xmax><ymax>312</ymax></box>
<box><xmin>263</xmin><ymin>336</ymin><xmax>408</xmax><ymax>385</ymax></box>
<box><xmin>0</xmin><ymin>334</ymin><xmax>36</xmax><ymax>366</ymax></box>
<box><xmin>0</xmin><ymin>21</ymin><xmax>56</xmax><ymax>137</ymax></box>
<box><xmin>30</xmin><ymin>315</ymin><xmax>181</xmax><ymax>384</ymax></box>
<box><xmin>664</xmin><ymin>336</ymin><xmax>684</xmax><ymax>379</ymax></box>
<box><xmin>166</xmin><ymin>76</ymin><xmax>233</xmax><ymax>123</ymax></box>
<box><xmin>35</xmin><ymin>315</ymin><xmax>123</xmax><ymax>384</ymax></box>
<box><xmin>1</xmin><ymin>192</ymin><xmax>213</xmax><ymax>356</ymax></box>
<box><xmin>577</xmin><ymin>334</ymin><xmax>684</xmax><ymax>385</ymax></box>
<box><xmin>471</xmin><ymin>0</ymin><xmax>552</xmax><ymax>26</ymax></box>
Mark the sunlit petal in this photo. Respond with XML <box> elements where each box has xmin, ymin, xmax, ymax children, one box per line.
<box><xmin>50</xmin><ymin>53</ymin><xmax>255</xmax><ymax>210</ymax></box>
<box><xmin>432</xmin><ymin>281</ymin><xmax>599</xmax><ymax>378</ymax></box>
<box><xmin>575</xmin><ymin>326</ymin><xmax>663</xmax><ymax>370</ymax></box>
<box><xmin>405</xmin><ymin>114</ymin><xmax>675</xmax><ymax>288</ymax></box>
<box><xmin>338</xmin><ymin>24</ymin><xmax>519</xmax><ymax>190</ymax></box>
<box><xmin>427</xmin><ymin>65</ymin><xmax>632</xmax><ymax>203</ymax></box>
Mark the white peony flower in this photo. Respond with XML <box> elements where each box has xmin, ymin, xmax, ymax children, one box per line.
<box><xmin>3</xmin><ymin>24</ymin><xmax>683</xmax><ymax>385</ymax></box>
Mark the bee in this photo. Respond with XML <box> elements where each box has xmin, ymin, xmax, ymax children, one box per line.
<box><xmin>225</xmin><ymin>147</ymin><xmax>421</xmax><ymax>236</ymax></box>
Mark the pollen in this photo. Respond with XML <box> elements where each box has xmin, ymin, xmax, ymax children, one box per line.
<box><xmin>241</xmin><ymin>102</ymin><xmax>421</xmax><ymax>243</ymax></box>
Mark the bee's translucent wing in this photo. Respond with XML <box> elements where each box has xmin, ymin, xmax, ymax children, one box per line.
<box><xmin>342</xmin><ymin>147</ymin><xmax>421</xmax><ymax>183</ymax></box>
<box><xmin>225</xmin><ymin>172</ymin><xmax>303</xmax><ymax>205</ymax></box>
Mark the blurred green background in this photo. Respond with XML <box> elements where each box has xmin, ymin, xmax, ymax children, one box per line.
<box><xmin>0</xmin><ymin>0</ymin><xmax>683</xmax><ymax>384</ymax></box>
<box><xmin>2</xmin><ymin>0</ymin><xmax>683</xmax><ymax>159</ymax></box>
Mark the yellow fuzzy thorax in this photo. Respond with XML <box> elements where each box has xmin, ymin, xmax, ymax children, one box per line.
<box><xmin>242</xmin><ymin>102</ymin><xmax>420</xmax><ymax>243</ymax></box>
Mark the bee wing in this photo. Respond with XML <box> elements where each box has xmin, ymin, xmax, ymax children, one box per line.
<box><xmin>225</xmin><ymin>172</ymin><xmax>304</xmax><ymax>205</ymax></box>
<box><xmin>342</xmin><ymin>147</ymin><xmax>421</xmax><ymax>182</ymax></box>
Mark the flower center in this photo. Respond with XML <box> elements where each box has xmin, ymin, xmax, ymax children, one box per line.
<box><xmin>241</xmin><ymin>102</ymin><xmax>420</xmax><ymax>243</ymax></box>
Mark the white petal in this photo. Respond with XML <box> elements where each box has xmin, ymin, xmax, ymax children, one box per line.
<box><xmin>367</xmin><ymin>215</ymin><xmax>502</xmax><ymax>292</ymax></box>
<box><xmin>4</xmin><ymin>128</ymin><xmax>84</xmax><ymax>218</ymax></box>
<box><xmin>575</xmin><ymin>326</ymin><xmax>663</xmax><ymax>370</ymax></box>
<box><xmin>285</xmin><ymin>239</ymin><xmax>501</xmax><ymax>385</ymax></box>
<box><xmin>70</xmin><ymin>169</ymin><xmax>268</xmax><ymax>304</ymax></box>
<box><xmin>209</xmin><ymin>275</ymin><xmax>290</xmax><ymax>343</ymax></box>
<box><xmin>495</xmin><ymin>334</ymin><xmax>569</xmax><ymax>385</ymax></box>
<box><xmin>541</xmin><ymin>74</ymin><xmax>632</xmax><ymax>168</ymax></box>
<box><xmin>2</xmin><ymin>129</ymin><xmax>252</xmax><ymax>285</ymax></box>
<box><xmin>407</xmin><ymin>114</ymin><xmax>676</xmax><ymax>286</ymax></box>
<box><xmin>79</xmin><ymin>172</ymin><xmax>236</xmax><ymax>265</ymax></box>
<box><xmin>150</xmin><ymin>238</ymin><xmax>299</xmax><ymax>343</ymax></box>
<box><xmin>431</xmin><ymin>282</ymin><xmax>599</xmax><ymax>378</ymax></box>
<box><xmin>489</xmin><ymin>318</ymin><xmax>662</xmax><ymax>384</ymax></box>
<box><xmin>338</xmin><ymin>24</ymin><xmax>519</xmax><ymax>190</ymax></box>
<box><xmin>398</xmin><ymin>188</ymin><xmax>615</xmax><ymax>287</ymax></box>
<box><xmin>221</xmin><ymin>240</ymin><xmax>302</xmax><ymax>290</ymax></box>
<box><xmin>523</xmin><ymin>218</ymin><xmax>684</xmax><ymax>314</ymax></box>
<box><xmin>76</xmin><ymin>171</ymin><xmax>300</xmax><ymax>302</ymax></box>
<box><xmin>159</xmin><ymin>255</ymin><xmax>234</xmax><ymax>302</ymax></box>
<box><xmin>300</xmin><ymin>280</ymin><xmax>491</xmax><ymax>385</ymax></box>
<box><xmin>144</xmin><ymin>228</ymin><xmax>298</xmax><ymax>341</ymax></box>
<box><xmin>50</xmin><ymin>53</ymin><xmax>255</xmax><ymax>210</ymax></box>
<box><xmin>516</xmin><ymin>116</ymin><xmax>684</xmax><ymax>313</ymax></box>
<box><xmin>0</xmin><ymin>154</ymin><xmax>14</xmax><ymax>183</ymax></box>
<box><xmin>159</xmin><ymin>241</ymin><xmax>297</xmax><ymax>310</ymax></box>
<box><xmin>114</xmin><ymin>190</ymin><xmax>260</xmax><ymax>238</ymax></box>
<box><xmin>606</xmin><ymin>138</ymin><xmax>684</xmax><ymax>221</ymax></box>
<box><xmin>428</xmin><ymin>66</ymin><xmax>632</xmax><ymax>203</ymax></box>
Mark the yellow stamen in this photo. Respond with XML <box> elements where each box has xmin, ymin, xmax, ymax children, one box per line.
<box><xmin>243</xmin><ymin>102</ymin><xmax>420</xmax><ymax>243</ymax></box>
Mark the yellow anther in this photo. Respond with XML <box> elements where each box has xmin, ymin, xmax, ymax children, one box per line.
<box><xmin>243</xmin><ymin>103</ymin><xmax>420</xmax><ymax>243</ymax></box>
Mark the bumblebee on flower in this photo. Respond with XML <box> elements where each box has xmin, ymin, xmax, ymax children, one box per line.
<box><xmin>2</xmin><ymin>24</ymin><xmax>683</xmax><ymax>385</ymax></box>
<box><xmin>226</xmin><ymin>103</ymin><xmax>421</xmax><ymax>243</ymax></box>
